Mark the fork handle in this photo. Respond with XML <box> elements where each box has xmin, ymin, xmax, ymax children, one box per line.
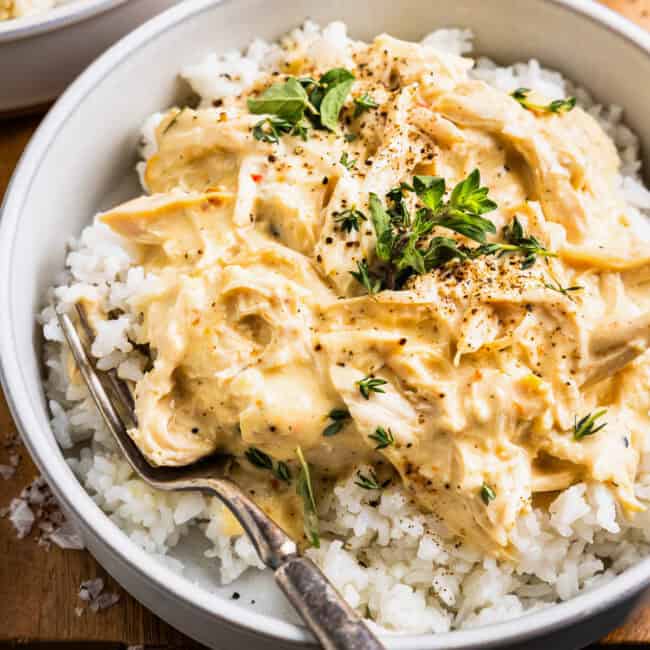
<box><xmin>275</xmin><ymin>556</ymin><xmax>384</xmax><ymax>650</ymax></box>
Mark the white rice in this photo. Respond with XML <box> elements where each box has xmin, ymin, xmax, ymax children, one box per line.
<box><xmin>41</xmin><ymin>23</ymin><xmax>650</xmax><ymax>634</ymax></box>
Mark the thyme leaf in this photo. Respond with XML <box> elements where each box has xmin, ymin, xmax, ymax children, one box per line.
<box><xmin>368</xmin><ymin>426</ymin><xmax>394</xmax><ymax>450</ymax></box>
<box><xmin>329</xmin><ymin>408</ymin><xmax>351</xmax><ymax>420</ymax></box>
<box><xmin>350</xmin><ymin>260</ymin><xmax>383</xmax><ymax>294</ymax></box>
<box><xmin>248</xmin><ymin>68</ymin><xmax>355</xmax><ymax>141</ymax></box>
<box><xmin>447</xmin><ymin>169</ymin><xmax>498</xmax><ymax>224</ymax></box>
<box><xmin>322</xmin><ymin>408</ymin><xmax>350</xmax><ymax>437</ymax></box>
<box><xmin>245</xmin><ymin>446</ymin><xmax>291</xmax><ymax>482</ymax></box>
<box><xmin>245</xmin><ymin>446</ymin><xmax>273</xmax><ymax>470</ymax></box>
<box><xmin>497</xmin><ymin>216</ymin><xmax>556</xmax><ymax>269</ymax></box>
<box><xmin>573</xmin><ymin>409</ymin><xmax>607</xmax><ymax>440</ymax></box>
<box><xmin>252</xmin><ymin>116</ymin><xmax>293</xmax><ymax>143</ymax></box>
<box><xmin>248</xmin><ymin>77</ymin><xmax>309</xmax><ymax>122</ymax></box>
<box><xmin>275</xmin><ymin>461</ymin><xmax>292</xmax><ymax>482</ymax></box>
<box><xmin>355</xmin><ymin>469</ymin><xmax>390</xmax><ymax>490</ymax></box>
<box><xmin>369</xmin><ymin>192</ymin><xmax>395</xmax><ymax>262</ymax></box>
<box><xmin>296</xmin><ymin>446</ymin><xmax>320</xmax><ymax>547</ymax></box>
<box><xmin>511</xmin><ymin>88</ymin><xmax>576</xmax><ymax>115</ymax></box>
<box><xmin>339</xmin><ymin>151</ymin><xmax>357</xmax><ymax>170</ymax></box>
<box><xmin>335</xmin><ymin>206</ymin><xmax>366</xmax><ymax>232</ymax></box>
<box><xmin>543</xmin><ymin>278</ymin><xmax>583</xmax><ymax>301</ymax></box>
<box><xmin>318</xmin><ymin>68</ymin><xmax>355</xmax><ymax>132</ymax></box>
<box><xmin>353</xmin><ymin>93</ymin><xmax>379</xmax><ymax>117</ymax></box>
<box><xmin>480</xmin><ymin>483</ymin><xmax>496</xmax><ymax>505</ymax></box>
<box><xmin>357</xmin><ymin>375</ymin><xmax>388</xmax><ymax>399</ymax></box>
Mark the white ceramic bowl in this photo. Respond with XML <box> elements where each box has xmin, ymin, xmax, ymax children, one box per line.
<box><xmin>0</xmin><ymin>0</ymin><xmax>179</xmax><ymax>114</ymax></box>
<box><xmin>2</xmin><ymin>1</ymin><xmax>650</xmax><ymax>648</ymax></box>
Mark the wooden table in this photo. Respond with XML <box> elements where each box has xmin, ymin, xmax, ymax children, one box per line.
<box><xmin>1</xmin><ymin>2</ymin><xmax>649</xmax><ymax>647</ymax></box>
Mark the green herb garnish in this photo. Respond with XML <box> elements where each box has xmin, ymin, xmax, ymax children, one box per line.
<box><xmin>252</xmin><ymin>116</ymin><xmax>302</xmax><ymax>143</ymax></box>
<box><xmin>573</xmin><ymin>409</ymin><xmax>607</xmax><ymax>440</ymax></box>
<box><xmin>480</xmin><ymin>483</ymin><xmax>496</xmax><ymax>505</ymax></box>
<box><xmin>248</xmin><ymin>68</ymin><xmax>355</xmax><ymax>141</ymax></box>
<box><xmin>511</xmin><ymin>88</ymin><xmax>576</xmax><ymax>115</ymax></box>
<box><xmin>354</xmin><ymin>469</ymin><xmax>389</xmax><ymax>490</ymax></box>
<box><xmin>368</xmin><ymin>426</ymin><xmax>394</xmax><ymax>450</ymax></box>
<box><xmin>354</xmin><ymin>170</ymin><xmax>557</xmax><ymax>294</ymax></box>
<box><xmin>248</xmin><ymin>77</ymin><xmax>312</xmax><ymax>122</ymax></box>
<box><xmin>543</xmin><ymin>278</ymin><xmax>583</xmax><ymax>300</ymax></box>
<box><xmin>339</xmin><ymin>151</ymin><xmax>357</xmax><ymax>170</ymax></box>
<box><xmin>275</xmin><ymin>461</ymin><xmax>291</xmax><ymax>482</ymax></box>
<box><xmin>357</xmin><ymin>375</ymin><xmax>388</xmax><ymax>399</ymax></box>
<box><xmin>369</xmin><ymin>192</ymin><xmax>395</xmax><ymax>262</ymax></box>
<box><xmin>350</xmin><ymin>259</ymin><xmax>383</xmax><ymax>294</ymax></box>
<box><xmin>361</xmin><ymin>169</ymin><xmax>497</xmax><ymax>291</ymax></box>
<box><xmin>245</xmin><ymin>446</ymin><xmax>273</xmax><ymax>470</ymax></box>
<box><xmin>353</xmin><ymin>93</ymin><xmax>379</xmax><ymax>117</ymax></box>
<box><xmin>245</xmin><ymin>446</ymin><xmax>291</xmax><ymax>482</ymax></box>
<box><xmin>296</xmin><ymin>446</ymin><xmax>319</xmax><ymax>547</ymax></box>
<box><xmin>433</xmin><ymin>169</ymin><xmax>498</xmax><ymax>242</ymax></box>
<box><xmin>335</xmin><ymin>206</ymin><xmax>366</xmax><ymax>233</ymax></box>
<box><xmin>319</xmin><ymin>69</ymin><xmax>355</xmax><ymax>131</ymax></box>
<box><xmin>322</xmin><ymin>408</ymin><xmax>350</xmax><ymax>437</ymax></box>
<box><xmin>496</xmin><ymin>216</ymin><xmax>556</xmax><ymax>269</ymax></box>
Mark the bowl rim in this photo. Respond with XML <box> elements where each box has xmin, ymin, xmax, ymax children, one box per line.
<box><xmin>0</xmin><ymin>0</ymin><xmax>129</xmax><ymax>43</ymax></box>
<box><xmin>2</xmin><ymin>0</ymin><xmax>650</xmax><ymax>647</ymax></box>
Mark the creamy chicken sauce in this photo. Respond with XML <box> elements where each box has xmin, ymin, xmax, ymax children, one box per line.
<box><xmin>96</xmin><ymin>34</ymin><xmax>650</xmax><ymax>555</ymax></box>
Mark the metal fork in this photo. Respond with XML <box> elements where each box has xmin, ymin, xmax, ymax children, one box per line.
<box><xmin>56</xmin><ymin>303</ymin><xmax>384</xmax><ymax>650</ymax></box>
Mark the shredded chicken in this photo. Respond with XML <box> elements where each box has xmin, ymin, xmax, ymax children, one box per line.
<box><xmin>94</xmin><ymin>33</ymin><xmax>650</xmax><ymax>556</ymax></box>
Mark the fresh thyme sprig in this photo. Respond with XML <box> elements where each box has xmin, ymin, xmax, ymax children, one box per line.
<box><xmin>350</xmin><ymin>260</ymin><xmax>383</xmax><ymax>294</ymax></box>
<box><xmin>349</xmin><ymin>170</ymin><xmax>557</xmax><ymax>295</ymax></box>
<box><xmin>340</xmin><ymin>151</ymin><xmax>357</xmax><ymax>170</ymax></box>
<box><xmin>480</xmin><ymin>482</ymin><xmax>496</xmax><ymax>505</ymax></box>
<box><xmin>252</xmin><ymin>115</ymin><xmax>304</xmax><ymax>143</ymax></box>
<box><xmin>245</xmin><ymin>447</ymin><xmax>291</xmax><ymax>482</ymax></box>
<box><xmin>543</xmin><ymin>277</ymin><xmax>583</xmax><ymax>300</ymax></box>
<box><xmin>248</xmin><ymin>68</ymin><xmax>355</xmax><ymax>141</ymax></box>
<box><xmin>573</xmin><ymin>409</ymin><xmax>607</xmax><ymax>440</ymax></box>
<box><xmin>356</xmin><ymin>169</ymin><xmax>497</xmax><ymax>291</ymax></box>
<box><xmin>511</xmin><ymin>88</ymin><xmax>577</xmax><ymax>115</ymax></box>
<box><xmin>491</xmin><ymin>216</ymin><xmax>557</xmax><ymax>269</ymax></box>
<box><xmin>296</xmin><ymin>446</ymin><xmax>319</xmax><ymax>547</ymax></box>
<box><xmin>353</xmin><ymin>93</ymin><xmax>379</xmax><ymax>117</ymax></box>
<box><xmin>275</xmin><ymin>461</ymin><xmax>291</xmax><ymax>482</ymax></box>
<box><xmin>368</xmin><ymin>426</ymin><xmax>394</xmax><ymax>450</ymax></box>
<box><xmin>357</xmin><ymin>375</ymin><xmax>388</xmax><ymax>399</ymax></box>
<box><xmin>335</xmin><ymin>206</ymin><xmax>367</xmax><ymax>232</ymax></box>
<box><xmin>322</xmin><ymin>408</ymin><xmax>350</xmax><ymax>437</ymax></box>
<box><xmin>354</xmin><ymin>469</ymin><xmax>390</xmax><ymax>490</ymax></box>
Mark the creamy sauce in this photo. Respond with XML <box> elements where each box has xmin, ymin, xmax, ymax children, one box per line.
<box><xmin>98</xmin><ymin>34</ymin><xmax>650</xmax><ymax>554</ymax></box>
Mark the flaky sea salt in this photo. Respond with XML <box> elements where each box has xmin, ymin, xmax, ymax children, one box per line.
<box><xmin>49</xmin><ymin>520</ymin><xmax>85</xmax><ymax>550</ymax></box>
<box><xmin>8</xmin><ymin>498</ymin><xmax>35</xmax><ymax>538</ymax></box>
<box><xmin>90</xmin><ymin>592</ymin><xmax>120</xmax><ymax>612</ymax></box>
<box><xmin>78</xmin><ymin>577</ymin><xmax>120</xmax><ymax>613</ymax></box>
<box><xmin>1</xmin><ymin>472</ymin><xmax>85</xmax><ymax>549</ymax></box>
<box><xmin>79</xmin><ymin>578</ymin><xmax>104</xmax><ymax>601</ymax></box>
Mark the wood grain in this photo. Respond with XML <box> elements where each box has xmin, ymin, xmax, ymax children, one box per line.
<box><xmin>0</xmin><ymin>1</ymin><xmax>648</xmax><ymax>647</ymax></box>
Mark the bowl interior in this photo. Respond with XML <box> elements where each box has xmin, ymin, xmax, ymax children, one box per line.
<box><xmin>2</xmin><ymin>0</ymin><xmax>650</xmax><ymax>648</ymax></box>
